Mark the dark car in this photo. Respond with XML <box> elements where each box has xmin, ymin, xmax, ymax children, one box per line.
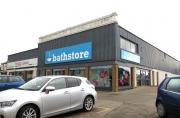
<box><xmin>156</xmin><ymin>77</ymin><xmax>180</xmax><ymax>118</ymax></box>
<box><xmin>0</xmin><ymin>75</ymin><xmax>25</xmax><ymax>91</ymax></box>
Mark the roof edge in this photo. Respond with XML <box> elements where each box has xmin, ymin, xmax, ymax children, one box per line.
<box><xmin>118</xmin><ymin>25</ymin><xmax>180</xmax><ymax>62</ymax></box>
<box><xmin>39</xmin><ymin>12</ymin><xmax>118</xmax><ymax>43</ymax></box>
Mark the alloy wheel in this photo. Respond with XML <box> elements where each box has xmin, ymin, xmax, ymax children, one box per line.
<box><xmin>84</xmin><ymin>97</ymin><xmax>93</xmax><ymax>111</ymax></box>
<box><xmin>22</xmin><ymin>107</ymin><xmax>37</xmax><ymax>118</ymax></box>
<box><xmin>157</xmin><ymin>103</ymin><xmax>165</xmax><ymax>117</ymax></box>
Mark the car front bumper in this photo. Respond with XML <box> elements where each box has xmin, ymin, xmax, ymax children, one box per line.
<box><xmin>0</xmin><ymin>107</ymin><xmax>18</xmax><ymax>118</ymax></box>
<box><xmin>92</xmin><ymin>90</ymin><xmax>98</xmax><ymax>105</ymax></box>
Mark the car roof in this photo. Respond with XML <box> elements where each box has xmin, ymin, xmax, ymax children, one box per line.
<box><xmin>0</xmin><ymin>75</ymin><xmax>18</xmax><ymax>77</ymax></box>
<box><xmin>167</xmin><ymin>76</ymin><xmax>180</xmax><ymax>79</ymax></box>
<box><xmin>37</xmin><ymin>75</ymin><xmax>87</xmax><ymax>81</ymax></box>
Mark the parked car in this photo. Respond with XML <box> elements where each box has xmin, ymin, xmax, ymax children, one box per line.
<box><xmin>156</xmin><ymin>77</ymin><xmax>180</xmax><ymax>118</ymax></box>
<box><xmin>0</xmin><ymin>76</ymin><xmax>97</xmax><ymax>118</ymax></box>
<box><xmin>0</xmin><ymin>75</ymin><xmax>25</xmax><ymax>91</ymax></box>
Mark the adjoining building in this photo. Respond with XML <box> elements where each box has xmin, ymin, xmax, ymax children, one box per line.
<box><xmin>0</xmin><ymin>62</ymin><xmax>7</xmax><ymax>75</ymax></box>
<box><xmin>7</xmin><ymin>48</ymin><xmax>38</xmax><ymax>81</ymax></box>
<box><xmin>6</xmin><ymin>13</ymin><xmax>180</xmax><ymax>91</ymax></box>
<box><xmin>0</xmin><ymin>64</ymin><xmax>2</xmax><ymax>75</ymax></box>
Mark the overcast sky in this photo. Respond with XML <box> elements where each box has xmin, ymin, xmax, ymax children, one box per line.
<box><xmin>0</xmin><ymin>0</ymin><xmax>180</xmax><ymax>63</ymax></box>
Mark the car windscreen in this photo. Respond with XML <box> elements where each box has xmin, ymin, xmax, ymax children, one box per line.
<box><xmin>18</xmin><ymin>77</ymin><xmax>50</xmax><ymax>91</ymax></box>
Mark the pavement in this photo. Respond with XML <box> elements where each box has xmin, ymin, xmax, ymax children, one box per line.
<box><xmin>50</xmin><ymin>87</ymin><xmax>176</xmax><ymax>118</ymax></box>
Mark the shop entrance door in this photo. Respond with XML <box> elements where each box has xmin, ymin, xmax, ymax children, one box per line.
<box><xmin>137</xmin><ymin>69</ymin><xmax>150</xmax><ymax>86</ymax></box>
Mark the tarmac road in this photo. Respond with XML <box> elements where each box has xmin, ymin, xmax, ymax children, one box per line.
<box><xmin>50</xmin><ymin>87</ymin><xmax>176</xmax><ymax>118</ymax></box>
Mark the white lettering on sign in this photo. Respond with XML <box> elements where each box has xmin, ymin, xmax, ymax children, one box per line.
<box><xmin>51</xmin><ymin>51</ymin><xmax>89</xmax><ymax>62</ymax></box>
<box><xmin>45</xmin><ymin>42</ymin><xmax>92</xmax><ymax>64</ymax></box>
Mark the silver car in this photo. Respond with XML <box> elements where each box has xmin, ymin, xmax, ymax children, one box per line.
<box><xmin>0</xmin><ymin>76</ymin><xmax>97</xmax><ymax>118</ymax></box>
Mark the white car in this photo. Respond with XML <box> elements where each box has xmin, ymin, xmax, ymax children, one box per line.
<box><xmin>0</xmin><ymin>76</ymin><xmax>97</xmax><ymax>118</ymax></box>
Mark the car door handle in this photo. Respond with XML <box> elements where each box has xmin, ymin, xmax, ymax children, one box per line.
<box><xmin>163</xmin><ymin>92</ymin><xmax>167</xmax><ymax>96</ymax></box>
<box><xmin>64</xmin><ymin>91</ymin><xmax>69</xmax><ymax>94</ymax></box>
<box><xmin>81</xmin><ymin>88</ymin><xmax>85</xmax><ymax>91</ymax></box>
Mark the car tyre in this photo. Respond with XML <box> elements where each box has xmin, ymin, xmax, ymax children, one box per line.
<box><xmin>157</xmin><ymin>102</ymin><xmax>167</xmax><ymax>118</ymax></box>
<box><xmin>17</xmin><ymin>105</ymin><xmax>40</xmax><ymax>118</ymax></box>
<box><xmin>83</xmin><ymin>96</ymin><xmax>94</xmax><ymax>112</ymax></box>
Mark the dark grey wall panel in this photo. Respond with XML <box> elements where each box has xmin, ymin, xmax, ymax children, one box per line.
<box><xmin>38</xmin><ymin>23</ymin><xmax>117</xmax><ymax>68</ymax></box>
<box><xmin>118</xmin><ymin>26</ymin><xmax>180</xmax><ymax>74</ymax></box>
<box><xmin>8</xmin><ymin>48</ymin><xmax>38</xmax><ymax>62</ymax></box>
<box><xmin>8</xmin><ymin>23</ymin><xmax>180</xmax><ymax>75</ymax></box>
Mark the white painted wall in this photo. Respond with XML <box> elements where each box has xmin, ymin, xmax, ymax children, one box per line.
<box><xmin>156</xmin><ymin>70</ymin><xmax>179</xmax><ymax>85</ymax></box>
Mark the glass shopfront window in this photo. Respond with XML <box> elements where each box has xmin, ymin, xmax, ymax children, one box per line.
<box><xmin>53</xmin><ymin>69</ymin><xmax>65</xmax><ymax>75</ymax></box>
<box><xmin>69</xmin><ymin>68</ymin><xmax>85</xmax><ymax>77</ymax></box>
<box><xmin>46</xmin><ymin>69</ymin><xmax>52</xmax><ymax>75</ymax></box>
<box><xmin>9</xmin><ymin>70</ymin><xmax>34</xmax><ymax>81</ymax></box>
<box><xmin>15</xmin><ymin>71</ymin><xmax>25</xmax><ymax>79</ymax></box>
<box><xmin>136</xmin><ymin>69</ymin><xmax>141</xmax><ymax>86</ymax></box>
<box><xmin>89</xmin><ymin>66</ymin><xmax>112</xmax><ymax>88</ymax></box>
<box><xmin>120</xmin><ymin>37</ymin><xmax>138</xmax><ymax>54</ymax></box>
<box><xmin>27</xmin><ymin>71</ymin><xmax>33</xmax><ymax>80</ymax></box>
<box><xmin>9</xmin><ymin>72</ymin><xmax>15</xmax><ymax>75</ymax></box>
<box><xmin>136</xmin><ymin>69</ymin><xmax>150</xmax><ymax>86</ymax></box>
<box><xmin>118</xmin><ymin>66</ymin><xmax>131</xmax><ymax>88</ymax></box>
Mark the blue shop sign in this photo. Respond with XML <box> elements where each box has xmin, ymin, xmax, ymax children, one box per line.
<box><xmin>120</xmin><ymin>49</ymin><xmax>140</xmax><ymax>63</ymax></box>
<box><xmin>45</xmin><ymin>42</ymin><xmax>92</xmax><ymax>64</ymax></box>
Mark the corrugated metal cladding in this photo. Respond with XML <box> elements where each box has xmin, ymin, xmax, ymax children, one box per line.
<box><xmin>8</xmin><ymin>48</ymin><xmax>38</xmax><ymax>62</ymax></box>
<box><xmin>8</xmin><ymin>22</ymin><xmax>180</xmax><ymax>75</ymax></box>
<box><xmin>118</xmin><ymin>26</ymin><xmax>180</xmax><ymax>75</ymax></box>
<box><xmin>38</xmin><ymin>23</ymin><xmax>117</xmax><ymax>68</ymax></box>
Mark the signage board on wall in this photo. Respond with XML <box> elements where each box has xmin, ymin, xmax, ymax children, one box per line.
<box><xmin>45</xmin><ymin>42</ymin><xmax>92</xmax><ymax>64</ymax></box>
<box><xmin>7</xmin><ymin>58</ymin><xmax>38</xmax><ymax>69</ymax></box>
<box><xmin>120</xmin><ymin>49</ymin><xmax>140</xmax><ymax>63</ymax></box>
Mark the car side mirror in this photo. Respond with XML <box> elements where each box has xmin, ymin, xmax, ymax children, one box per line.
<box><xmin>45</xmin><ymin>86</ymin><xmax>55</xmax><ymax>94</ymax></box>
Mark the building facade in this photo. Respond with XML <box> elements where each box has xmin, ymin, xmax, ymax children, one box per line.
<box><xmin>7</xmin><ymin>48</ymin><xmax>38</xmax><ymax>81</ymax></box>
<box><xmin>0</xmin><ymin>64</ymin><xmax>2</xmax><ymax>74</ymax></box>
<box><xmin>6</xmin><ymin>13</ymin><xmax>180</xmax><ymax>91</ymax></box>
<box><xmin>0</xmin><ymin>62</ymin><xmax>7</xmax><ymax>75</ymax></box>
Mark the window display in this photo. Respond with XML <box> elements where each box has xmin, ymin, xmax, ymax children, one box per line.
<box><xmin>16</xmin><ymin>71</ymin><xmax>25</xmax><ymax>79</ymax></box>
<box><xmin>27</xmin><ymin>71</ymin><xmax>33</xmax><ymax>80</ymax></box>
<box><xmin>136</xmin><ymin>69</ymin><xmax>141</xmax><ymax>86</ymax></box>
<box><xmin>136</xmin><ymin>69</ymin><xmax>150</xmax><ymax>86</ymax></box>
<box><xmin>9</xmin><ymin>72</ymin><xmax>15</xmax><ymax>75</ymax></box>
<box><xmin>46</xmin><ymin>69</ymin><xmax>52</xmax><ymax>75</ymax></box>
<box><xmin>119</xmin><ymin>66</ymin><xmax>131</xmax><ymax>87</ymax></box>
<box><xmin>89</xmin><ymin>66</ymin><xmax>112</xmax><ymax>88</ymax></box>
<box><xmin>53</xmin><ymin>69</ymin><xmax>65</xmax><ymax>75</ymax></box>
<box><xmin>9</xmin><ymin>70</ymin><xmax>34</xmax><ymax>81</ymax></box>
<box><xmin>69</xmin><ymin>68</ymin><xmax>85</xmax><ymax>77</ymax></box>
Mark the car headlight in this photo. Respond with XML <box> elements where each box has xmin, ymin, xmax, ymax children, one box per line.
<box><xmin>0</xmin><ymin>100</ymin><xmax>17</xmax><ymax>108</ymax></box>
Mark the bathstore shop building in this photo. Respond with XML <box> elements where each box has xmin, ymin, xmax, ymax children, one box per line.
<box><xmin>7</xmin><ymin>13</ymin><xmax>180</xmax><ymax>91</ymax></box>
